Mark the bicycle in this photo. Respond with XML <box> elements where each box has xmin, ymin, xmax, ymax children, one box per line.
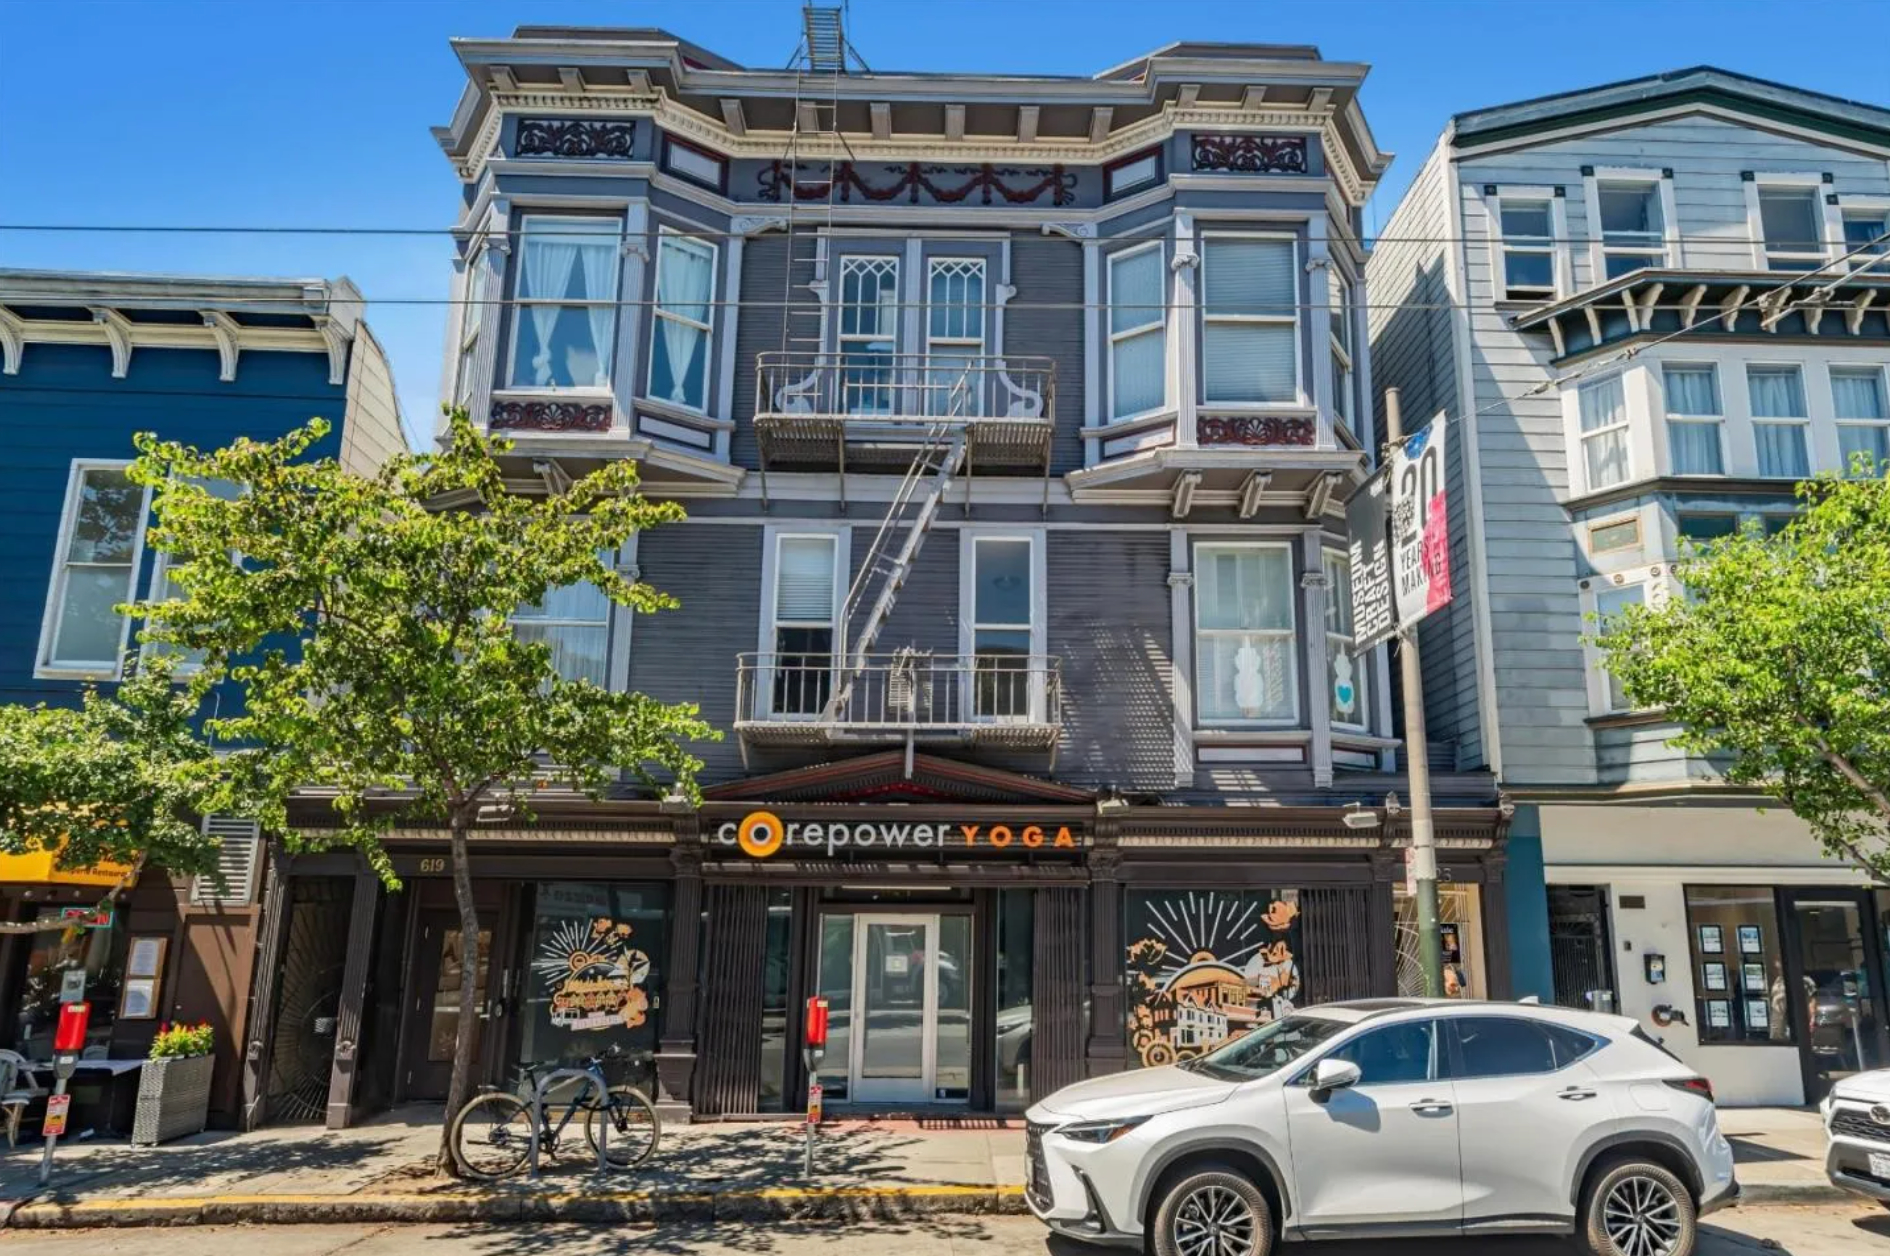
<box><xmin>448</xmin><ymin>1043</ymin><xmax>661</xmax><ymax>1181</ymax></box>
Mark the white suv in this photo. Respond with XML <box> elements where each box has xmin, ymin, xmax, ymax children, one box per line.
<box><xmin>1822</xmin><ymin>1067</ymin><xmax>1890</xmax><ymax>1206</ymax></box>
<box><xmin>1025</xmin><ymin>999</ymin><xmax>1737</xmax><ymax>1256</ymax></box>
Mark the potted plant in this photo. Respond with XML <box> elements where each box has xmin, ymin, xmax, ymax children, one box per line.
<box><xmin>132</xmin><ymin>1021</ymin><xmax>215</xmax><ymax>1144</ymax></box>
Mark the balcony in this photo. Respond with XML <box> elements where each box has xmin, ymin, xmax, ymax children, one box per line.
<box><xmin>734</xmin><ymin>652</ymin><xmax>1063</xmax><ymax>757</ymax></box>
<box><xmin>752</xmin><ymin>352</ymin><xmax>1056</xmax><ymax>479</ymax></box>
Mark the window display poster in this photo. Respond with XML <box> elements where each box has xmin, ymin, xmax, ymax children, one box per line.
<box><xmin>1705</xmin><ymin>1000</ymin><xmax>1731</xmax><ymax>1029</ymax></box>
<box><xmin>1743</xmin><ymin>963</ymin><xmax>1765</xmax><ymax>993</ymax></box>
<box><xmin>1746</xmin><ymin>999</ymin><xmax>1770</xmax><ymax>1030</ymax></box>
<box><xmin>1701</xmin><ymin>961</ymin><xmax>1727</xmax><ymax>991</ymax></box>
<box><xmin>120</xmin><ymin>978</ymin><xmax>156</xmax><ymax>1020</ymax></box>
<box><xmin>1125</xmin><ymin>889</ymin><xmax>1302</xmax><ymax>1068</ymax></box>
<box><xmin>1738</xmin><ymin>925</ymin><xmax>1763</xmax><ymax>955</ymax></box>
<box><xmin>1697</xmin><ymin>924</ymin><xmax>1723</xmax><ymax>954</ymax></box>
<box><xmin>128</xmin><ymin>936</ymin><xmax>165</xmax><ymax>979</ymax></box>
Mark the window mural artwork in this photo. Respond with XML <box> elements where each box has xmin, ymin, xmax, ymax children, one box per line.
<box><xmin>1125</xmin><ymin>890</ymin><xmax>1303</xmax><ymax>1067</ymax></box>
<box><xmin>532</xmin><ymin>916</ymin><xmax>653</xmax><ymax>1032</ymax></box>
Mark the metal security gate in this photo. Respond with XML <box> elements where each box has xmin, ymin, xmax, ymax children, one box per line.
<box><xmin>1301</xmin><ymin>886</ymin><xmax>1377</xmax><ymax>1003</ymax></box>
<box><xmin>1547</xmin><ymin>885</ymin><xmax>1616</xmax><ymax>1011</ymax></box>
<box><xmin>695</xmin><ymin>885</ymin><xmax>769</xmax><ymax>1116</ymax></box>
<box><xmin>263</xmin><ymin>876</ymin><xmax>353</xmax><ymax>1123</ymax></box>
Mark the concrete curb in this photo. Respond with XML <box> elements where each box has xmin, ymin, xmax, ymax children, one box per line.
<box><xmin>1732</xmin><ymin>1180</ymin><xmax>1856</xmax><ymax>1207</ymax></box>
<box><xmin>1</xmin><ymin>1184</ymin><xmax>1032</xmax><ymax>1228</ymax></box>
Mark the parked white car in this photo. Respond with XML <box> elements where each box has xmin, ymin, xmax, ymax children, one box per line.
<box><xmin>1822</xmin><ymin>1067</ymin><xmax>1890</xmax><ymax>1206</ymax></box>
<box><xmin>1026</xmin><ymin>999</ymin><xmax>1737</xmax><ymax>1256</ymax></box>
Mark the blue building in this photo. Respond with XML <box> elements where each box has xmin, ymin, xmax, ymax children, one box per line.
<box><xmin>0</xmin><ymin>269</ymin><xmax>402</xmax><ymax>1128</ymax></box>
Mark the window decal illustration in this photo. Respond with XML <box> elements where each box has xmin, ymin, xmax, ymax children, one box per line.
<box><xmin>1125</xmin><ymin>890</ymin><xmax>1302</xmax><ymax>1067</ymax></box>
<box><xmin>532</xmin><ymin>916</ymin><xmax>653</xmax><ymax>1032</ymax></box>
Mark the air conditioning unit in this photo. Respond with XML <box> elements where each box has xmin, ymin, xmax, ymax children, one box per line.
<box><xmin>190</xmin><ymin>816</ymin><xmax>263</xmax><ymax>906</ymax></box>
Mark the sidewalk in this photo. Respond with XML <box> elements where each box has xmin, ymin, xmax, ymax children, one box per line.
<box><xmin>0</xmin><ymin>1104</ymin><xmax>1842</xmax><ymax>1228</ymax></box>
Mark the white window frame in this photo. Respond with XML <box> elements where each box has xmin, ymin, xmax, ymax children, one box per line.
<box><xmin>1329</xmin><ymin>267</ymin><xmax>1354</xmax><ymax>427</ymax></box>
<box><xmin>1657</xmin><ymin>361</ymin><xmax>1727</xmax><ymax>477</ymax></box>
<box><xmin>503</xmin><ymin>212</ymin><xmax>624</xmax><ymax>395</ymax></box>
<box><xmin>646</xmin><ymin>227</ymin><xmax>719</xmax><ymax>416</ymax></box>
<box><xmin>1582</xmin><ymin>570</ymin><xmax>1669</xmax><ymax>716</ymax></box>
<box><xmin>1744</xmin><ymin>174</ymin><xmax>1835</xmax><ymax>271</ymax></box>
<box><xmin>925</xmin><ymin>256</ymin><xmax>988</xmax><ymax>417</ymax></box>
<box><xmin>1583</xmin><ymin>168</ymin><xmax>1679</xmax><ymax>280</ymax></box>
<box><xmin>1106</xmin><ymin>240</ymin><xmax>1167</xmax><ymax>421</ymax></box>
<box><xmin>1487</xmin><ymin>188</ymin><xmax>1567</xmax><ymax>301</ymax></box>
<box><xmin>1322</xmin><ymin>548</ymin><xmax>1368</xmax><ymax>732</ymax></box>
<box><xmin>1744</xmin><ymin>362</ymin><xmax>1812</xmax><ymax>479</ymax></box>
<box><xmin>1838</xmin><ymin>197</ymin><xmax>1890</xmax><ymax>273</ymax></box>
<box><xmin>1830</xmin><ymin>363</ymin><xmax>1890</xmax><ymax>475</ymax></box>
<box><xmin>35</xmin><ymin>459</ymin><xmax>152</xmax><ymax>680</ymax></box>
<box><xmin>1200</xmin><ymin>231</ymin><xmax>1303</xmax><ymax>407</ymax></box>
<box><xmin>759</xmin><ymin>529</ymin><xmax>847</xmax><ymax>720</ymax></box>
<box><xmin>1191</xmin><ymin>540</ymin><xmax>1300</xmax><ymax>728</ymax></box>
<box><xmin>958</xmin><ymin>530</ymin><xmax>1047</xmax><ymax>724</ymax></box>
<box><xmin>1576</xmin><ymin>374</ymin><xmax>1634</xmax><ymax>494</ymax></box>
<box><xmin>141</xmin><ymin>478</ymin><xmax>245</xmax><ymax>675</ymax></box>
<box><xmin>507</xmin><ymin>559</ymin><xmax>614</xmax><ymax>688</ymax></box>
<box><xmin>454</xmin><ymin>245</ymin><xmax>490</xmax><ymax>408</ymax></box>
<box><xmin>837</xmin><ymin>254</ymin><xmax>902</xmax><ymax>415</ymax></box>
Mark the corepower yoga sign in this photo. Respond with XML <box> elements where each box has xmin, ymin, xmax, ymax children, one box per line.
<box><xmin>716</xmin><ymin>810</ymin><xmax>1083</xmax><ymax>859</ymax></box>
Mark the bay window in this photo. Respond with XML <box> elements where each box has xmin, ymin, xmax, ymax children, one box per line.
<box><xmin>1577</xmin><ymin>375</ymin><xmax>1631</xmax><ymax>491</ymax></box>
<box><xmin>770</xmin><ymin>534</ymin><xmax>838</xmax><ymax>715</ymax></box>
<box><xmin>38</xmin><ymin>461</ymin><xmax>149</xmax><ymax>677</ymax></box>
<box><xmin>508</xmin><ymin>215</ymin><xmax>622</xmax><ymax>390</ymax></box>
<box><xmin>1591</xmin><ymin>582</ymin><xmax>1645</xmax><ymax>713</ymax></box>
<box><xmin>1323</xmin><ymin>550</ymin><xmax>1367</xmax><ymax>729</ymax></box>
<box><xmin>1107</xmin><ymin>243</ymin><xmax>1165</xmax><ymax>418</ymax></box>
<box><xmin>839</xmin><ymin>255</ymin><xmax>900</xmax><ymax>414</ymax></box>
<box><xmin>1195</xmin><ymin>543</ymin><xmax>1297</xmax><ymax>723</ymax></box>
<box><xmin>648</xmin><ymin>232</ymin><xmax>717</xmax><ymax>412</ymax></box>
<box><xmin>926</xmin><ymin>257</ymin><xmax>987</xmax><ymax>417</ymax></box>
<box><xmin>1202</xmin><ymin>236</ymin><xmax>1299</xmax><ymax>405</ymax></box>
<box><xmin>510</xmin><ymin>578</ymin><xmax>610</xmax><ymax>687</ymax></box>
<box><xmin>1596</xmin><ymin>181</ymin><xmax>1666</xmax><ymax>278</ymax></box>
<box><xmin>1833</xmin><ymin>367</ymin><xmax>1889</xmax><ymax>474</ymax></box>
<box><xmin>1746</xmin><ymin>365</ymin><xmax>1811</xmax><ymax>479</ymax></box>
<box><xmin>1329</xmin><ymin>269</ymin><xmax>1354</xmax><ymax>427</ymax></box>
<box><xmin>455</xmin><ymin>248</ymin><xmax>489</xmax><ymax>407</ymax></box>
<box><xmin>1843</xmin><ymin>209</ymin><xmax>1889</xmax><ymax>272</ymax></box>
<box><xmin>1662</xmin><ymin>364</ymin><xmax>1724</xmax><ymax>475</ymax></box>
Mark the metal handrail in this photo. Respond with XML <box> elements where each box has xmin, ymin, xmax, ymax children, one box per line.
<box><xmin>756</xmin><ymin>351</ymin><xmax>1056</xmax><ymax>423</ymax></box>
<box><xmin>735</xmin><ymin>651</ymin><xmax>1063</xmax><ymax>731</ymax></box>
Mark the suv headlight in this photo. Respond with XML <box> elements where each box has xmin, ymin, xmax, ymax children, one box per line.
<box><xmin>1056</xmin><ymin>1115</ymin><xmax>1151</xmax><ymax>1145</ymax></box>
<box><xmin>1820</xmin><ymin>1093</ymin><xmax>1836</xmax><ymax>1124</ymax></box>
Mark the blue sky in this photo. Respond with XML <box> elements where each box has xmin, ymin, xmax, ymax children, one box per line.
<box><xmin>4</xmin><ymin>0</ymin><xmax>1886</xmax><ymax>447</ymax></box>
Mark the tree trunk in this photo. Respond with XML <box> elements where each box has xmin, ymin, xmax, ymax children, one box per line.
<box><xmin>436</xmin><ymin>816</ymin><xmax>482</xmax><ymax>1175</ymax></box>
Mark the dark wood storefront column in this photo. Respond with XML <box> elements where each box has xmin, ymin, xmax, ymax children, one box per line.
<box><xmin>655</xmin><ymin>824</ymin><xmax>703</xmax><ymax>1118</ymax></box>
<box><xmin>241</xmin><ymin>842</ymin><xmax>294</xmax><ymax>1130</ymax></box>
<box><xmin>1368</xmin><ymin>849</ymin><xmax>1401</xmax><ymax>997</ymax></box>
<box><xmin>324</xmin><ymin>860</ymin><xmax>381</xmax><ymax>1129</ymax></box>
<box><xmin>1084</xmin><ymin>832</ymin><xmax>1126</xmax><ymax>1078</ymax></box>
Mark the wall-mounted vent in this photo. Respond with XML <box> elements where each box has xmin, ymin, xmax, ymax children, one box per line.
<box><xmin>191</xmin><ymin>816</ymin><xmax>263</xmax><ymax>906</ymax></box>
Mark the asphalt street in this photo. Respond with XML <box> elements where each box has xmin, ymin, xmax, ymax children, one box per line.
<box><xmin>1</xmin><ymin>1205</ymin><xmax>1887</xmax><ymax>1255</ymax></box>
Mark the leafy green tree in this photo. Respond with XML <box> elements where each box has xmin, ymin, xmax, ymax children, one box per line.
<box><xmin>127</xmin><ymin>411</ymin><xmax>714</xmax><ymax>1168</ymax></box>
<box><xmin>1599</xmin><ymin>469</ymin><xmax>1890</xmax><ymax>883</ymax></box>
<box><xmin>0</xmin><ymin>654</ymin><xmax>222</xmax><ymax>930</ymax></box>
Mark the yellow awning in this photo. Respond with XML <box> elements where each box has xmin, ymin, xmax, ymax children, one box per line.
<box><xmin>0</xmin><ymin>850</ymin><xmax>134</xmax><ymax>888</ymax></box>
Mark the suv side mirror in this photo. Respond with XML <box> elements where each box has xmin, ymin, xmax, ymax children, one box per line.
<box><xmin>1310</xmin><ymin>1058</ymin><xmax>1362</xmax><ymax>1097</ymax></box>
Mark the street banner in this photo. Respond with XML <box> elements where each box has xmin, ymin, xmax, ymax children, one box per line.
<box><xmin>1391</xmin><ymin>414</ymin><xmax>1454</xmax><ymax>628</ymax></box>
<box><xmin>1344</xmin><ymin>465</ymin><xmax>1397</xmax><ymax>651</ymax></box>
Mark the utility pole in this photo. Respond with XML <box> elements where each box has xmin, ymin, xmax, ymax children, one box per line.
<box><xmin>1385</xmin><ymin>388</ymin><xmax>1444</xmax><ymax>999</ymax></box>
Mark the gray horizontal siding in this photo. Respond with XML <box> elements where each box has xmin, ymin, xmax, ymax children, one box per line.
<box><xmin>628</xmin><ymin>522</ymin><xmax>760</xmax><ymax>783</ymax></box>
<box><xmin>1008</xmin><ymin>234</ymin><xmax>1085</xmax><ymax>476</ymax></box>
<box><xmin>1047</xmin><ymin>531</ymin><xmax>1173</xmax><ymax>791</ymax></box>
<box><xmin>849</xmin><ymin>528</ymin><xmax>957</xmax><ymax>656</ymax></box>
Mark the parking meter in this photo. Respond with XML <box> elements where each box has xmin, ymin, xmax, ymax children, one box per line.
<box><xmin>802</xmin><ymin>996</ymin><xmax>829</xmax><ymax>1175</ymax></box>
<box><xmin>40</xmin><ymin>993</ymin><xmax>90</xmax><ymax>1185</ymax></box>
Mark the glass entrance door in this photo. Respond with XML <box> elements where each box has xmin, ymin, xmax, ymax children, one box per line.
<box><xmin>816</xmin><ymin>912</ymin><xmax>972</xmax><ymax>1105</ymax></box>
<box><xmin>1786</xmin><ymin>892</ymin><xmax>1890</xmax><ymax>1101</ymax></box>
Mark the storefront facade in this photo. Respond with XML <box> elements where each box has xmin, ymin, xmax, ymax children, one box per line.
<box><xmin>1539</xmin><ymin>802</ymin><xmax>1890</xmax><ymax>1107</ymax></box>
<box><xmin>254</xmin><ymin>760</ymin><xmax>1510</xmax><ymax>1125</ymax></box>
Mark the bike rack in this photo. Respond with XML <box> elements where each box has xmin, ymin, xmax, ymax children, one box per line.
<box><xmin>525</xmin><ymin>1068</ymin><xmax>609</xmax><ymax>1180</ymax></box>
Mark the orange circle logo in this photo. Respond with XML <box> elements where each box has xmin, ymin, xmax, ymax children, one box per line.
<box><xmin>738</xmin><ymin>810</ymin><xmax>785</xmax><ymax>859</ymax></box>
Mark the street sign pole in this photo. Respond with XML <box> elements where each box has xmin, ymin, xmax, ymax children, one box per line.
<box><xmin>1386</xmin><ymin>388</ymin><xmax>1444</xmax><ymax>1000</ymax></box>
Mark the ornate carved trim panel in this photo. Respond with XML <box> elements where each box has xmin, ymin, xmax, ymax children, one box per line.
<box><xmin>490</xmin><ymin>398</ymin><xmax>614</xmax><ymax>432</ymax></box>
<box><xmin>515</xmin><ymin>119</ymin><xmax>636</xmax><ymax>160</ymax></box>
<box><xmin>1190</xmin><ymin>134</ymin><xmax>1309</xmax><ymax>175</ymax></box>
<box><xmin>1197</xmin><ymin>415</ymin><xmax>1317</xmax><ymax>446</ymax></box>
<box><xmin>756</xmin><ymin>161</ymin><xmax>1076</xmax><ymax>206</ymax></box>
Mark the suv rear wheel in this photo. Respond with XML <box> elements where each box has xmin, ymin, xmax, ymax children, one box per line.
<box><xmin>1151</xmin><ymin>1167</ymin><xmax>1273</xmax><ymax>1256</ymax></box>
<box><xmin>1582</xmin><ymin>1158</ymin><xmax>1697</xmax><ymax>1256</ymax></box>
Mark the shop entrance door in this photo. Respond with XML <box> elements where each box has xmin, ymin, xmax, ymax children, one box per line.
<box><xmin>1784</xmin><ymin>891</ymin><xmax>1890</xmax><ymax>1102</ymax></box>
<box><xmin>821</xmin><ymin>912</ymin><xmax>972</xmax><ymax>1105</ymax></box>
<box><xmin>401</xmin><ymin>912</ymin><xmax>492</xmax><ymax>1100</ymax></box>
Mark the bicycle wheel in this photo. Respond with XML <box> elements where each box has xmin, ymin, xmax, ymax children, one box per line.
<box><xmin>584</xmin><ymin>1085</ymin><xmax>661</xmax><ymax>1168</ymax></box>
<box><xmin>451</xmin><ymin>1092</ymin><xmax>534</xmax><ymax>1180</ymax></box>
